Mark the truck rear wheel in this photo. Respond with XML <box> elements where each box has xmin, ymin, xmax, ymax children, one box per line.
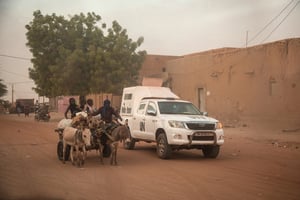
<box><xmin>202</xmin><ymin>145</ymin><xmax>220</xmax><ymax>158</ymax></box>
<box><xmin>123</xmin><ymin>135</ymin><xmax>136</xmax><ymax>150</ymax></box>
<box><xmin>156</xmin><ymin>133</ymin><xmax>172</xmax><ymax>159</ymax></box>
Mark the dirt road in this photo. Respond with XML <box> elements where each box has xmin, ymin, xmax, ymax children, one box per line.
<box><xmin>0</xmin><ymin>113</ymin><xmax>300</xmax><ymax>200</ymax></box>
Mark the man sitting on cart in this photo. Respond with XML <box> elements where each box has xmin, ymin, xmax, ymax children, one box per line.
<box><xmin>92</xmin><ymin>98</ymin><xmax>122</xmax><ymax>144</ymax></box>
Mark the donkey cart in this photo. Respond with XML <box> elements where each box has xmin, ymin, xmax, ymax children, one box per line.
<box><xmin>55</xmin><ymin>119</ymin><xmax>111</xmax><ymax>161</ymax></box>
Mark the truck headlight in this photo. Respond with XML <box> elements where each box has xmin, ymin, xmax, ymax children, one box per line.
<box><xmin>215</xmin><ymin>122</ymin><xmax>223</xmax><ymax>129</ymax></box>
<box><xmin>168</xmin><ymin>120</ymin><xmax>185</xmax><ymax>128</ymax></box>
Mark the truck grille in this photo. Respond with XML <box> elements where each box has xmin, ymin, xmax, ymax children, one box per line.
<box><xmin>186</xmin><ymin>123</ymin><xmax>215</xmax><ymax>130</ymax></box>
<box><xmin>188</xmin><ymin>135</ymin><xmax>215</xmax><ymax>141</ymax></box>
<box><xmin>188</xmin><ymin>132</ymin><xmax>215</xmax><ymax>141</ymax></box>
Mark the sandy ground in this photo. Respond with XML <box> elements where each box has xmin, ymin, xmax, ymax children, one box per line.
<box><xmin>0</xmin><ymin>113</ymin><xmax>300</xmax><ymax>200</ymax></box>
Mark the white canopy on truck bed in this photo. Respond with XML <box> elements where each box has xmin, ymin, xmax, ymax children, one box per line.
<box><xmin>121</xmin><ymin>86</ymin><xmax>179</xmax><ymax>116</ymax></box>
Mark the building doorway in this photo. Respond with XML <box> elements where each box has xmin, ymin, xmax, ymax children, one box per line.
<box><xmin>197</xmin><ymin>88</ymin><xmax>206</xmax><ymax>112</ymax></box>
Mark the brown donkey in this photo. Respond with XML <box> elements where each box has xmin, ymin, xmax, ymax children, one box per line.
<box><xmin>106</xmin><ymin>124</ymin><xmax>130</xmax><ymax>165</ymax></box>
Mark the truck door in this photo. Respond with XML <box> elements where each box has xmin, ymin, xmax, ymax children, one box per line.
<box><xmin>144</xmin><ymin>101</ymin><xmax>158</xmax><ymax>141</ymax></box>
<box><xmin>131</xmin><ymin>101</ymin><xmax>147</xmax><ymax>138</ymax></box>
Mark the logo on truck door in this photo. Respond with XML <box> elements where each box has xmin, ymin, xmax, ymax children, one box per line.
<box><xmin>140</xmin><ymin>121</ymin><xmax>145</xmax><ymax>132</ymax></box>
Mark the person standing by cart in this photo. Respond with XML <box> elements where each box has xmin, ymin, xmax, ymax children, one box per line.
<box><xmin>64</xmin><ymin>97</ymin><xmax>81</xmax><ymax>119</ymax></box>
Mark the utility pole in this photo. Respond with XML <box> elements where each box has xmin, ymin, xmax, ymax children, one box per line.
<box><xmin>11</xmin><ymin>83</ymin><xmax>14</xmax><ymax>104</ymax></box>
<box><xmin>245</xmin><ymin>30</ymin><xmax>249</xmax><ymax>48</ymax></box>
<box><xmin>7</xmin><ymin>81</ymin><xmax>34</xmax><ymax>103</ymax></box>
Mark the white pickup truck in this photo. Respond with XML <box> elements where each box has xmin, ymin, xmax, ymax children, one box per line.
<box><xmin>120</xmin><ymin>86</ymin><xmax>224</xmax><ymax>159</ymax></box>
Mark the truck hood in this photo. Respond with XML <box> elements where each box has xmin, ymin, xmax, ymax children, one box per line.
<box><xmin>160</xmin><ymin>114</ymin><xmax>218</xmax><ymax>123</ymax></box>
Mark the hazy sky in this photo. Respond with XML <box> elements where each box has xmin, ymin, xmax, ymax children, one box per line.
<box><xmin>0</xmin><ymin>0</ymin><xmax>299</xmax><ymax>102</ymax></box>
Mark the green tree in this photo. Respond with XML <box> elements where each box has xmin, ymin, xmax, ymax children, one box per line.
<box><xmin>25</xmin><ymin>10</ymin><xmax>146</xmax><ymax>97</ymax></box>
<box><xmin>0</xmin><ymin>79</ymin><xmax>8</xmax><ymax>98</ymax></box>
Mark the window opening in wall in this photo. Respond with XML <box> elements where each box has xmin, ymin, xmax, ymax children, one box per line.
<box><xmin>269</xmin><ymin>77</ymin><xmax>278</xmax><ymax>96</ymax></box>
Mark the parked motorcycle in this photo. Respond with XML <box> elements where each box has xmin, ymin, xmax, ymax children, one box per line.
<box><xmin>34</xmin><ymin>104</ymin><xmax>50</xmax><ymax>122</ymax></box>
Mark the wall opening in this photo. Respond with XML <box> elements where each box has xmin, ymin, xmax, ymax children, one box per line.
<box><xmin>269</xmin><ymin>76</ymin><xmax>279</xmax><ymax>96</ymax></box>
<box><xmin>197</xmin><ymin>88</ymin><xmax>206</xmax><ymax>112</ymax></box>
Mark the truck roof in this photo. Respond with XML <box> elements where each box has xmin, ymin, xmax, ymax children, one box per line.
<box><xmin>142</xmin><ymin>97</ymin><xmax>178</xmax><ymax>100</ymax></box>
<box><xmin>121</xmin><ymin>86</ymin><xmax>180</xmax><ymax>116</ymax></box>
<box><xmin>123</xmin><ymin>86</ymin><xmax>179</xmax><ymax>100</ymax></box>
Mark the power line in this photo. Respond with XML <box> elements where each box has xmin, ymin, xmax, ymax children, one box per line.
<box><xmin>13</xmin><ymin>90</ymin><xmax>36</xmax><ymax>94</ymax></box>
<box><xmin>247</xmin><ymin>0</ymin><xmax>295</xmax><ymax>45</ymax></box>
<box><xmin>6</xmin><ymin>81</ymin><xmax>34</xmax><ymax>84</ymax></box>
<box><xmin>0</xmin><ymin>54</ymin><xmax>31</xmax><ymax>61</ymax></box>
<box><xmin>260</xmin><ymin>1</ymin><xmax>300</xmax><ymax>44</ymax></box>
<box><xmin>4</xmin><ymin>81</ymin><xmax>36</xmax><ymax>103</ymax></box>
<box><xmin>0</xmin><ymin>68</ymin><xmax>30</xmax><ymax>78</ymax></box>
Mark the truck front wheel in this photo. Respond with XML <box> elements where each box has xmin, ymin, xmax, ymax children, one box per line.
<box><xmin>202</xmin><ymin>145</ymin><xmax>220</xmax><ymax>158</ymax></box>
<box><xmin>156</xmin><ymin>133</ymin><xmax>172</xmax><ymax>159</ymax></box>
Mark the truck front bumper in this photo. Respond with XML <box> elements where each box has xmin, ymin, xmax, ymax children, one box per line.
<box><xmin>167</xmin><ymin>128</ymin><xmax>224</xmax><ymax>146</ymax></box>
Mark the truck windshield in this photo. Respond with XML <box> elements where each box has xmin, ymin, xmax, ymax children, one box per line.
<box><xmin>158</xmin><ymin>102</ymin><xmax>202</xmax><ymax>115</ymax></box>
